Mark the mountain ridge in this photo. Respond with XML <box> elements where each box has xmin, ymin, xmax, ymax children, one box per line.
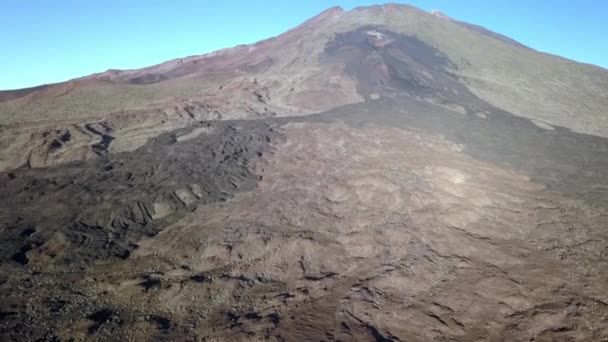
<box><xmin>3</xmin><ymin>3</ymin><xmax>607</xmax><ymax>94</ymax></box>
<box><xmin>2</xmin><ymin>4</ymin><xmax>608</xmax><ymax>341</ymax></box>
<box><xmin>0</xmin><ymin>3</ymin><xmax>604</xmax><ymax>172</ymax></box>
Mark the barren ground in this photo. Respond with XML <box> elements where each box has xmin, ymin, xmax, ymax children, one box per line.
<box><xmin>2</xmin><ymin>96</ymin><xmax>608</xmax><ymax>340</ymax></box>
<box><xmin>1</xmin><ymin>7</ymin><xmax>608</xmax><ymax>341</ymax></box>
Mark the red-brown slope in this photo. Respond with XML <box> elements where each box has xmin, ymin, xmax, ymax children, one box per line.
<box><xmin>0</xmin><ymin>84</ymin><xmax>50</xmax><ymax>102</ymax></box>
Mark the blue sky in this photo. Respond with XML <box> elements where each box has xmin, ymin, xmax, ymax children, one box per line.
<box><xmin>1</xmin><ymin>0</ymin><xmax>606</xmax><ymax>90</ymax></box>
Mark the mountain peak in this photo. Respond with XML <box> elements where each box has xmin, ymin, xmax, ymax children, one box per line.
<box><xmin>302</xmin><ymin>6</ymin><xmax>345</xmax><ymax>26</ymax></box>
<box><xmin>320</xmin><ymin>5</ymin><xmax>345</xmax><ymax>15</ymax></box>
<box><xmin>430</xmin><ymin>9</ymin><xmax>452</xmax><ymax>21</ymax></box>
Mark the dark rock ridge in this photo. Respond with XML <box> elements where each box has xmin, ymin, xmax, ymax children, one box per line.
<box><xmin>324</xmin><ymin>27</ymin><xmax>485</xmax><ymax>110</ymax></box>
<box><xmin>0</xmin><ymin>121</ymin><xmax>280</xmax><ymax>269</ymax></box>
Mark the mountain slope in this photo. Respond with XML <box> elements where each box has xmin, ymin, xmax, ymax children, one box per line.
<box><xmin>2</xmin><ymin>5</ymin><xmax>607</xmax><ymax>129</ymax></box>
<box><xmin>63</xmin><ymin>3</ymin><xmax>608</xmax><ymax>131</ymax></box>
<box><xmin>1</xmin><ymin>4</ymin><xmax>608</xmax><ymax>341</ymax></box>
<box><xmin>1</xmin><ymin>4</ymin><xmax>608</xmax><ymax>172</ymax></box>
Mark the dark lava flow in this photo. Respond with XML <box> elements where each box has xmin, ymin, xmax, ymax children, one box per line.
<box><xmin>323</xmin><ymin>26</ymin><xmax>485</xmax><ymax>110</ymax></box>
<box><xmin>320</xmin><ymin>27</ymin><xmax>608</xmax><ymax>206</ymax></box>
<box><xmin>0</xmin><ymin>121</ymin><xmax>280</xmax><ymax>268</ymax></box>
<box><xmin>2</xmin><ymin>27</ymin><xmax>607</xmax><ymax>272</ymax></box>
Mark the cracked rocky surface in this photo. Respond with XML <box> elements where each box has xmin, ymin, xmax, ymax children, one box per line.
<box><xmin>2</xmin><ymin>112</ymin><xmax>608</xmax><ymax>341</ymax></box>
<box><xmin>1</xmin><ymin>6</ymin><xmax>608</xmax><ymax>341</ymax></box>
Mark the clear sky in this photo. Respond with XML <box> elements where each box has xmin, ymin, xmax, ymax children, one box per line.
<box><xmin>1</xmin><ymin>0</ymin><xmax>606</xmax><ymax>90</ymax></box>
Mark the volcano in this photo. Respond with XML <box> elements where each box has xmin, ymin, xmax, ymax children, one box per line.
<box><xmin>1</xmin><ymin>4</ymin><xmax>608</xmax><ymax>341</ymax></box>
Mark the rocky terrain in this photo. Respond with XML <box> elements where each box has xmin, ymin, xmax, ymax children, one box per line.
<box><xmin>1</xmin><ymin>3</ymin><xmax>608</xmax><ymax>341</ymax></box>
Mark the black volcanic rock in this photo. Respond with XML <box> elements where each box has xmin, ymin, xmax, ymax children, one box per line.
<box><xmin>1</xmin><ymin>4</ymin><xmax>608</xmax><ymax>341</ymax></box>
